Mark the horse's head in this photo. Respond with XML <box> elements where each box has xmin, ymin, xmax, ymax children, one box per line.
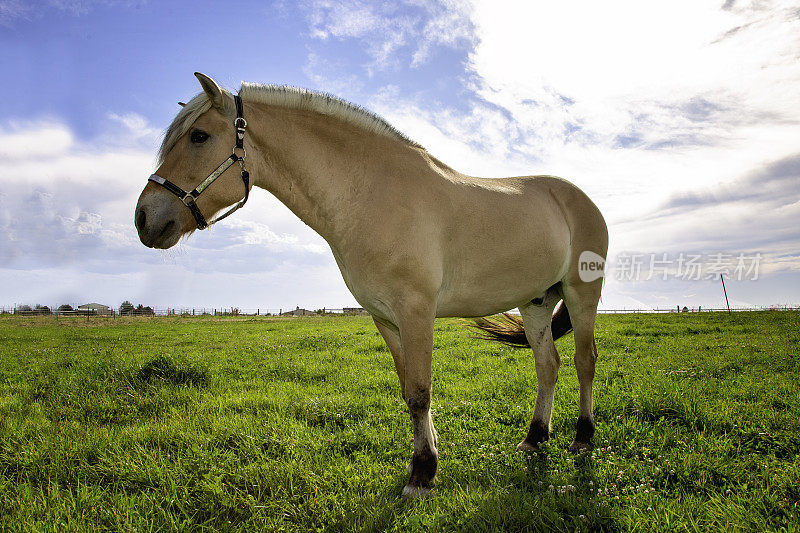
<box><xmin>135</xmin><ymin>72</ymin><xmax>249</xmax><ymax>248</ymax></box>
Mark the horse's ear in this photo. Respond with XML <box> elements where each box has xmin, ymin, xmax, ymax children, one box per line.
<box><xmin>178</xmin><ymin>102</ymin><xmax>186</xmax><ymax>107</ymax></box>
<box><xmin>194</xmin><ymin>72</ymin><xmax>225</xmax><ymax>111</ymax></box>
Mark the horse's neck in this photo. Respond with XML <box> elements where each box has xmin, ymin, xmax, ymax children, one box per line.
<box><xmin>245</xmin><ymin>103</ymin><xmax>427</xmax><ymax>244</ymax></box>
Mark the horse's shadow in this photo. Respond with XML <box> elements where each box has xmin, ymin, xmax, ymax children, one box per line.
<box><xmin>461</xmin><ymin>449</ymin><xmax>611</xmax><ymax>531</ymax></box>
<box><xmin>330</xmin><ymin>448</ymin><xmax>609</xmax><ymax>532</ymax></box>
<box><xmin>513</xmin><ymin>448</ymin><xmax>597</xmax><ymax>494</ymax></box>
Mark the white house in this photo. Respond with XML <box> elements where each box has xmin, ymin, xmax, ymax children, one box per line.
<box><xmin>77</xmin><ymin>303</ymin><xmax>111</xmax><ymax>316</ymax></box>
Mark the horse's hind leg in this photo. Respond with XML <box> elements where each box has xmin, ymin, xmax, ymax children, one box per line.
<box><xmin>562</xmin><ymin>281</ymin><xmax>601</xmax><ymax>452</ymax></box>
<box><xmin>517</xmin><ymin>287</ymin><xmax>562</xmax><ymax>451</ymax></box>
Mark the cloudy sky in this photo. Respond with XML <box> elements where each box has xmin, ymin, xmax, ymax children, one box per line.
<box><xmin>1</xmin><ymin>0</ymin><xmax>798</xmax><ymax>312</ymax></box>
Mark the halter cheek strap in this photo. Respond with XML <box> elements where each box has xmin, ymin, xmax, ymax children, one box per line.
<box><xmin>148</xmin><ymin>94</ymin><xmax>250</xmax><ymax>230</ymax></box>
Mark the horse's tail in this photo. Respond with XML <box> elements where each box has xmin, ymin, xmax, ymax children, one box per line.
<box><xmin>470</xmin><ymin>300</ymin><xmax>572</xmax><ymax>348</ymax></box>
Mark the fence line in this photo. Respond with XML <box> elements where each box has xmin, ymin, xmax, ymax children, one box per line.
<box><xmin>596</xmin><ymin>306</ymin><xmax>800</xmax><ymax>313</ymax></box>
<box><xmin>1</xmin><ymin>304</ymin><xmax>798</xmax><ymax>317</ymax></box>
<box><xmin>0</xmin><ymin>305</ymin><xmax>371</xmax><ymax>318</ymax></box>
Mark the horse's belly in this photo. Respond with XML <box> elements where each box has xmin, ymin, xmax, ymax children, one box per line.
<box><xmin>435</xmin><ymin>250</ymin><xmax>567</xmax><ymax>318</ymax></box>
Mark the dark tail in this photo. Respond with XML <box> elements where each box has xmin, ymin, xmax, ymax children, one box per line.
<box><xmin>470</xmin><ymin>300</ymin><xmax>572</xmax><ymax>348</ymax></box>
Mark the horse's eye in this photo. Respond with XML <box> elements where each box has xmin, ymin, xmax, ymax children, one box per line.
<box><xmin>190</xmin><ymin>130</ymin><xmax>209</xmax><ymax>144</ymax></box>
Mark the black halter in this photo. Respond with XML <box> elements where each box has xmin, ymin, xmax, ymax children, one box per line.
<box><xmin>148</xmin><ymin>95</ymin><xmax>250</xmax><ymax>230</ymax></box>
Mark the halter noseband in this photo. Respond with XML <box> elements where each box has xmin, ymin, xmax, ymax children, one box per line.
<box><xmin>148</xmin><ymin>95</ymin><xmax>250</xmax><ymax>230</ymax></box>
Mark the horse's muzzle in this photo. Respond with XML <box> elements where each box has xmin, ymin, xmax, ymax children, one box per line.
<box><xmin>135</xmin><ymin>204</ymin><xmax>180</xmax><ymax>249</ymax></box>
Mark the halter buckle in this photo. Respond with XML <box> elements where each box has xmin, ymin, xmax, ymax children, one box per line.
<box><xmin>235</xmin><ymin>117</ymin><xmax>247</xmax><ymax>141</ymax></box>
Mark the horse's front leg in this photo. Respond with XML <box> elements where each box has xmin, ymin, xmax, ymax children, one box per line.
<box><xmin>373</xmin><ymin>318</ymin><xmax>406</xmax><ymax>399</ymax></box>
<box><xmin>385</xmin><ymin>301</ymin><xmax>437</xmax><ymax>500</ymax></box>
<box><xmin>374</xmin><ymin>317</ymin><xmax>440</xmax><ymax>478</ymax></box>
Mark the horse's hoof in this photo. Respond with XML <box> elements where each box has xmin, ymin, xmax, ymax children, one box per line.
<box><xmin>516</xmin><ymin>440</ymin><xmax>538</xmax><ymax>452</ymax></box>
<box><xmin>569</xmin><ymin>440</ymin><xmax>592</xmax><ymax>453</ymax></box>
<box><xmin>401</xmin><ymin>484</ymin><xmax>433</xmax><ymax>501</ymax></box>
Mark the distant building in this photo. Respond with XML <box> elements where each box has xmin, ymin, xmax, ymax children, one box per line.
<box><xmin>77</xmin><ymin>303</ymin><xmax>111</xmax><ymax>316</ymax></box>
<box><xmin>281</xmin><ymin>306</ymin><xmax>317</xmax><ymax>317</ymax></box>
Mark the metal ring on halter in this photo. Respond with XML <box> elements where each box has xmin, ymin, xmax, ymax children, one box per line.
<box><xmin>181</xmin><ymin>194</ymin><xmax>198</xmax><ymax>207</ymax></box>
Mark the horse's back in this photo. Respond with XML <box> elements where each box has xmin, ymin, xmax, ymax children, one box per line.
<box><xmin>450</xmin><ymin>174</ymin><xmax>606</xmax><ymax>255</ymax></box>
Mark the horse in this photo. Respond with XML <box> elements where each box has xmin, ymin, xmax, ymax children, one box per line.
<box><xmin>135</xmin><ymin>72</ymin><xmax>608</xmax><ymax>500</ymax></box>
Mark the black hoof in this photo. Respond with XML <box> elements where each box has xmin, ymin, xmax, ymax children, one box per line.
<box><xmin>402</xmin><ymin>449</ymin><xmax>437</xmax><ymax>500</ymax></box>
<box><xmin>570</xmin><ymin>417</ymin><xmax>595</xmax><ymax>452</ymax></box>
<box><xmin>575</xmin><ymin>416</ymin><xmax>595</xmax><ymax>443</ymax></box>
<box><xmin>518</xmin><ymin>419</ymin><xmax>549</xmax><ymax>450</ymax></box>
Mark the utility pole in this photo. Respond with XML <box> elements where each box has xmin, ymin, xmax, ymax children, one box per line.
<box><xmin>720</xmin><ymin>274</ymin><xmax>731</xmax><ymax>315</ymax></box>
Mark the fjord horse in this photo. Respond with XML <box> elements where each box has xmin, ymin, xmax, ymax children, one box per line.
<box><xmin>135</xmin><ymin>73</ymin><xmax>608</xmax><ymax>500</ymax></box>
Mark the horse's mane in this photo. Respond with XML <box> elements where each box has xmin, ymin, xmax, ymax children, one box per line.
<box><xmin>240</xmin><ymin>83</ymin><xmax>421</xmax><ymax>149</ymax></box>
<box><xmin>158</xmin><ymin>82</ymin><xmax>420</xmax><ymax>164</ymax></box>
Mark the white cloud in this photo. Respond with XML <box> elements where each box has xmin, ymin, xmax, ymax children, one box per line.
<box><xmin>458</xmin><ymin>0</ymin><xmax>800</xmax><ymax>264</ymax></box>
<box><xmin>299</xmin><ymin>0</ymin><xmax>475</xmax><ymax>71</ymax></box>
<box><xmin>0</xmin><ymin>118</ymin><xmax>355</xmax><ymax>309</ymax></box>
<box><xmin>6</xmin><ymin>0</ymin><xmax>799</xmax><ymax>310</ymax></box>
<box><xmin>107</xmin><ymin>112</ymin><xmax>161</xmax><ymax>146</ymax></box>
<box><xmin>0</xmin><ymin>121</ymin><xmax>74</xmax><ymax>159</ymax></box>
<box><xmin>466</xmin><ymin>0</ymin><xmax>800</xmax><ymax>156</ymax></box>
<box><xmin>0</xmin><ymin>0</ymin><xmax>146</xmax><ymax>25</ymax></box>
<box><xmin>0</xmin><ymin>0</ymin><xmax>31</xmax><ymax>25</ymax></box>
<box><xmin>300</xmin><ymin>0</ymin><xmax>800</xmax><ymax>307</ymax></box>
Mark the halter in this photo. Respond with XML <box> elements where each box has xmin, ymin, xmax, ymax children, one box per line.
<box><xmin>148</xmin><ymin>95</ymin><xmax>250</xmax><ymax>230</ymax></box>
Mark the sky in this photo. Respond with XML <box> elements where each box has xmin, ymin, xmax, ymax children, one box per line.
<box><xmin>1</xmin><ymin>0</ymin><xmax>799</xmax><ymax>312</ymax></box>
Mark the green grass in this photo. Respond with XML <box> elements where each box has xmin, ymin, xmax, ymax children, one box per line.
<box><xmin>0</xmin><ymin>311</ymin><xmax>798</xmax><ymax>531</ymax></box>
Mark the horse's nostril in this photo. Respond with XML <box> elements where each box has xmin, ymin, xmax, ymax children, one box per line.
<box><xmin>136</xmin><ymin>207</ymin><xmax>146</xmax><ymax>231</ymax></box>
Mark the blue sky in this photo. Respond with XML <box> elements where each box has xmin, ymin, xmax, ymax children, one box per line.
<box><xmin>1</xmin><ymin>0</ymin><xmax>799</xmax><ymax>312</ymax></box>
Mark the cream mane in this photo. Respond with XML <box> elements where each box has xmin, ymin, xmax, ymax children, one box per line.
<box><xmin>158</xmin><ymin>82</ymin><xmax>420</xmax><ymax>164</ymax></box>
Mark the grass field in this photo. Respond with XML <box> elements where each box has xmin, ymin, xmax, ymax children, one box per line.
<box><xmin>0</xmin><ymin>311</ymin><xmax>798</xmax><ymax>531</ymax></box>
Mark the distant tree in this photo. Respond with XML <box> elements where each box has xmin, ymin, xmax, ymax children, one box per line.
<box><xmin>58</xmin><ymin>304</ymin><xmax>74</xmax><ymax>312</ymax></box>
<box><xmin>34</xmin><ymin>304</ymin><xmax>52</xmax><ymax>315</ymax></box>
<box><xmin>15</xmin><ymin>305</ymin><xmax>33</xmax><ymax>315</ymax></box>
<box><xmin>119</xmin><ymin>301</ymin><xmax>134</xmax><ymax>316</ymax></box>
<box><xmin>135</xmin><ymin>304</ymin><xmax>155</xmax><ymax>316</ymax></box>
